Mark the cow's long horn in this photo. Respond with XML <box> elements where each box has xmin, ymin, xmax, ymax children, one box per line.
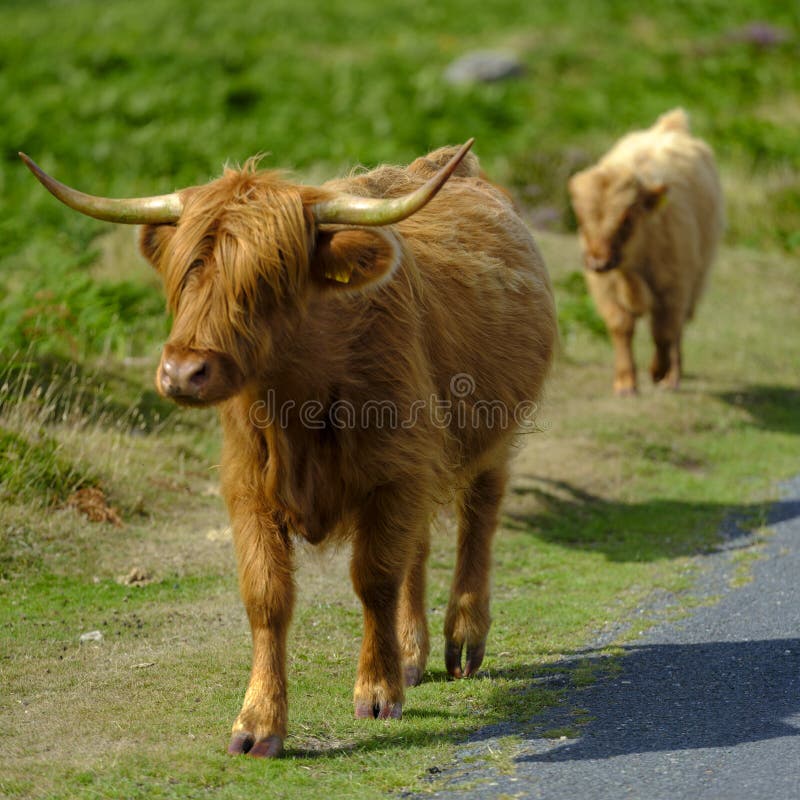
<box><xmin>312</xmin><ymin>138</ymin><xmax>475</xmax><ymax>226</ymax></box>
<box><xmin>19</xmin><ymin>153</ymin><xmax>183</xmax><ymax>224</ymax></box>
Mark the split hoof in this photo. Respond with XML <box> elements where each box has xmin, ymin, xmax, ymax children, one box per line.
<box><xmin>403</xmin><ymin>665</ymin><xmax>424</xmax><ymax>687</ymax></box>
<box><xmin>227</xmin><ymin>732</ymin><xmax>283</xmax><ymax>758</ymax></box>
<box><xmin>354</xmin><ymin>700</ymin><xmax>403</xmax><ymax>720</ymax></box>
<box><xmin>445</xmin><ymin>639</ymin><xmax>486</xmax><ymax>679</ymax></box>
<box><xmin>655</xmin><ymin>377</ymin><xmax>680</xmax><ymax>392</ymax></box>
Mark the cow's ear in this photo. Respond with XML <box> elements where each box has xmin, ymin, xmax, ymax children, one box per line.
<box><xmin>139</xmin><ymin>223</ymin><xmax>176</xmax><ymax>269</ymax></box>
<box><xmin>309</xmin><ymin>227</ymin><xmax>401</xmax><ymax>292</ymax></box>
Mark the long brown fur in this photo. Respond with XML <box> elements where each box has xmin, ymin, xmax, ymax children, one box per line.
<box><xmin>139</xmin><ymin>145</ymin><xmax>556</xmax><ymax>755</ymax></box>
<box><xmin>568</xmin><ymin>109</ymin><xmax>723</xmax><ymax>394</ymax></box>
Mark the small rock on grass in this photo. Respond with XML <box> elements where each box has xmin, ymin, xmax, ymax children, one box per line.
<box><xmin>444</xmin><ymin>50</ymin><xmax>525</xmax><ymax>85</ymax></box>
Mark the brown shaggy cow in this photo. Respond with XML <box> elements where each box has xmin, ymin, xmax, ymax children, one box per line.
<box><xmin>21</xmin><ymin>143</ymin><xmax>556</xmax><ymax>757</ymax></box>
<box><xmin>568</xmin><ymin>109</ymin><xmax>723</xmax><ymax>395</ymax></box>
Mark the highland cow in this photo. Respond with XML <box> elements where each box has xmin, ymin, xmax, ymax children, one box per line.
<box><xmin>568</xmin><ymin>109</ymin><xmax>723</xmax><ymax>395</ymax></box>
<box><xmin>21</xmin><ymin>142</ymin><xmax>556</xmax><ymax>757</ymax></box>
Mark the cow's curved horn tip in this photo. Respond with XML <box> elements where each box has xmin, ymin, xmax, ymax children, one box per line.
<box><xmin>19</xmin><ymin>152</ymin><xmax>38</xmax><ymax>173</ymax></box>
<box><xmin>457</xmin><ymin>138</ymin><xmax>476</xmax><ymax>161</ymax></box>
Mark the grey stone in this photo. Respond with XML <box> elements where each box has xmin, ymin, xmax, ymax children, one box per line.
<box><xmin>444</xmin><ymin>51</ymin><xmax>525</xmax><ymax>85</ymax></box>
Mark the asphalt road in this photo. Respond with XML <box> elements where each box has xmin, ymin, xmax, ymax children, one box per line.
<box><xmin>417</xmin><ymin>475</ymin><xmax>800</xmax><ymax>800</ymax></box>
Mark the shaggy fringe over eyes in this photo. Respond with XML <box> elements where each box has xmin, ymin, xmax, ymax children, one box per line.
<box><xmin>164</xmin><ymin>159</ymin><xmax>312</xmax><ymax>319</ymax></box>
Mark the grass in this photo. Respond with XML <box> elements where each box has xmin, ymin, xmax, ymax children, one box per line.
<box><xmin>1</xmin><ymin>0</ymin><xmax>799</xmax><ymax>797</ymax></box>
<box><xmin>1</xmin><ymin>0</ymin><xmax>798</xmax><ymax>360</ymax></box>
<box><xmin>2</xmin><ymin>231</ymin><xmax>798</xmax><ymax>798</ymax></box>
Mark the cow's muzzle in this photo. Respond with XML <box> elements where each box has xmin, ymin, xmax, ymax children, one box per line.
<box><xmin>159</xmin><ymin>351</ymin><xmax>211</xmax><ymax>402</ymax></box>
<box><xmin>157</xmin><ymin>346</ymin><xmax>243</xmax><ymax>406</ymax></box>
<box><xmin>584</xmin><ymin>254</ymin><xmax>619</xmax><ymax>273</ymax></box>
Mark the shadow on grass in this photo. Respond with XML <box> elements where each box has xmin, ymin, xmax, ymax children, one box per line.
<box><xmin>717</xmin><ymin>384</ymin><xmax>800</xmax><ymax>436</ymax></box>
<box><xmin>284</xmin><ymin>667</ymin><xmax>564</xmax><ymax>761</ymax></box>
<box><xmin>504</xmin><ymin>475</ymin><xmax>800</xmax><ymax>563</ymax></box>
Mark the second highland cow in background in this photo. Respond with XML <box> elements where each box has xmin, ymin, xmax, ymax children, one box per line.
<box><xmin>568</xmin><ymin>109</ymin><xmax>723</xmax><ymax>395</ymax></box>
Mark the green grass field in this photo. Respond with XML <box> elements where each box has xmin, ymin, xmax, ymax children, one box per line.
<box><xmin>1</xmin><ymin>1</ymin><xmax>798</xmax><ymax>797</ymax></box>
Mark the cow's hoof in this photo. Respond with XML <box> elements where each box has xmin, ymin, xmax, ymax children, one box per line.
<box><xmin>354</xmin><ymin>700</ymin><xmax>403</xmax><ymax>720</ymax></box>
<box><xmin>227</xmin><ymin>732</ymin><xmax>283</xmax><ymax>758</ymax></box>
<box><xmin>614</xmin><ymin>385</ymin><xmax>638</xmax><ymax>398</ymax></box>
<box><xmin>445</xmin><ymin>639</ymin><xmax>486</xmax><ymax>679</ymax></box>
<box><xmin>228</xmin><ymin>732</ymin><xmax>254</xmax><ymax>755</ymax></box>
<box><xmin>403</xmin><ymin>665</ymin><xmax>424</xmax><ymax>687</ymax></box>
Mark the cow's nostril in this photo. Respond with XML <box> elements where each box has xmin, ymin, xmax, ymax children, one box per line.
<box><xmin>189</xmin><ymin>362</ymin><xmax>209</xmax><ymax>389</ymax></box>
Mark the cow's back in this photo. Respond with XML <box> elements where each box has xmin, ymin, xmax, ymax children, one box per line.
<box><xmin>402</xmin><ymin>180</ymin><xmax>554</xmax><ymax>466</ymax></box>
<box><xmin>604</xmin><ymin>120</ymin><xmax>723</xmax><ymax>316</ymax></box>
<box><xmin>330</xmin><ymin>165</ymin><xmax>555</xmax><ymax>478</ymax></box>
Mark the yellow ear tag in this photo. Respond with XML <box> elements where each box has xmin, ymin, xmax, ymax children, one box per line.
<box><xmin>656</xmin><ymin>191</ymin><xmax>669</xmax><ymax>210</ymax></box>
<box><xmin>324</xmin><ymin>263</ymin><xmax>353</xmax><ymax>284</ymax></box>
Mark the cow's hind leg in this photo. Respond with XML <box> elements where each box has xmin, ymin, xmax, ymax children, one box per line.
<box><xmin>397</xmin><ymin>530</ymin><xmax>431</xmax><ymax>687</ymax></box>
<box><xmin>351</xmin><ymin>486</ymin><xmax>424</xmax><ymax>719</ymax></box>
<box><xmin>445</xmin><ymin>467</ymin><xmax>507</xmax><ymax>679</ymax></box>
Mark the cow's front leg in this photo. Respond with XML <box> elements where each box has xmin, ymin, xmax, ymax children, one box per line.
<box><xmin>351</xmin><ymin>490</ymin><xmax>420</xmax><ymax>720</ymax></box>
<box><xmin>609</xmin><ymin>316</ymin><xmax>638</xmax><ymax>396</ymax></box>
<box><xmin>227</xmin><ymin>508</ymin><xmax>295</xmax><ymax>758</ymax></box>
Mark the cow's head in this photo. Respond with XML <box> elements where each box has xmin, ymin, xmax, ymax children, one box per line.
<box><xmin>568</xmin><ymin>165</ymin><xmax>667</xmax><ymax>273</ymax></box>
<box><xmin>20</xmin><ymin>141</ymin><xmax>473</xmax><ymax>406</ymax></box>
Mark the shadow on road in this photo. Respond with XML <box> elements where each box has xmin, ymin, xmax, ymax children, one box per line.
<box><xmin>519</xmin><ymin>637</ymin><xmax>800</xmax><ymax>762</ymax></box>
